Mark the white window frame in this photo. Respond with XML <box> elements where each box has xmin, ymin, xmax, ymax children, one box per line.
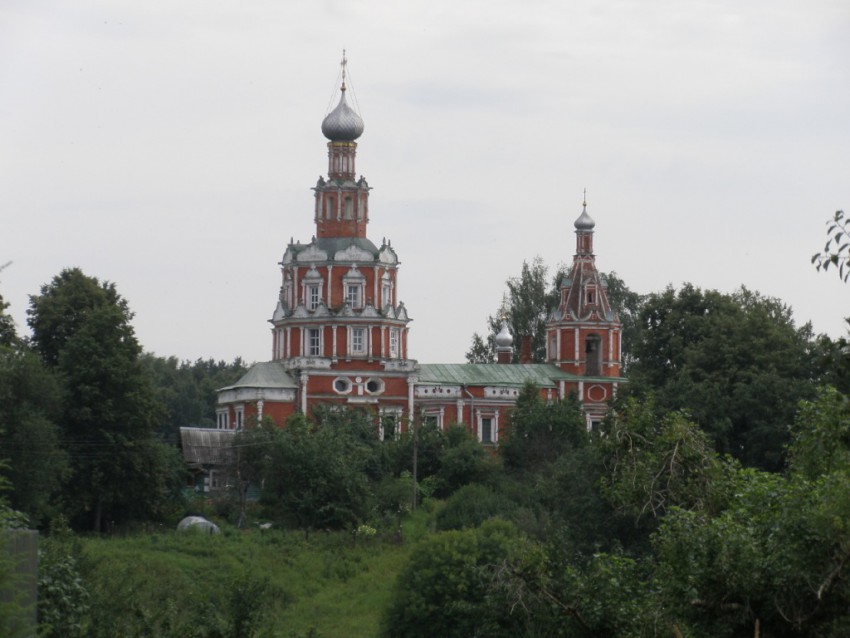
<box><xmin>477</xmin><ymin>412</ymin><xmax>498</xmax><ymax>444</ymax></box>
<box><xmin>379</xmin><ymin>408</ymin><xmax>402</xmax><ymax>441</ymax></box>
<box><xmin>307</xmin><ymin>284</ymin><xmax>321</xmax><ymax>310</ymax></box>
<box><xmin>235</xmin><ymin>404</ymin><xmax>244</xmax><ymax>431</ymax></box>
<box><xmin>216</xmin><ymin>409</ymin><xmax>229</xmax><ymax>430</ymax></box>
<box><xmin>343</xmin><ymin>267</ymin><xmax>366</xmax><ymax>309</ymax></box>
<box><xmin>349</xmin><ymin>326</ymin><xmax>367</xmax><ymax>355</ymax></box>
<box><xmin>346</xmin><ymin>284</ymin><xmax>362</xmax><ymax>309</ymax></box>
<box><xmin>283</xmin><ymin>274</ymin><xmax>294</xmax><ymax>309</ymax></box>
<box><xmin>389</xmin><ymin>328</ymin><xmax>400</xmax><ymax>358</ymax></box>
<box><xmin>306</xmin><ymin>327</ymin><xmax>322</xmax><ymax>356</ymax></box>
<box><xmin>423</xmin><ymin>409</ymin><xmax>444</xmax><ymax>431</ymax></box>
<box><xmin>381</xmin><ymin>275</ymin><xmax>393</xmax><ymax>309</ymax></box>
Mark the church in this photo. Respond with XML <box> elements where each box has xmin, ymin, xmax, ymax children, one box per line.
<box><xmin>213</xmin><ymin>64</ymin><xmax>624</xmax><ymax>444</ymax></box>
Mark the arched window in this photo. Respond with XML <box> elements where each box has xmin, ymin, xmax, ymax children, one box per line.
<box><xmin>585</xmin><ymin>334</ymin><xmax>602</xmax><ymax>376</ymax></box>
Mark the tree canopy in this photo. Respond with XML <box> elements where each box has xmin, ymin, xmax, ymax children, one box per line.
<box><xmin>627</xmin><ymin>284</ymin><xmax>816</xmax><ymax>470</ymax></box>
<box><xmin>27</xmin><ymin>268</ymin><xmax>182</xmax><ymax>531</ymax></box>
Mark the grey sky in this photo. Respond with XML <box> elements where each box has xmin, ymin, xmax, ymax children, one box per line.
<box><xmin>2</xmin><ymin>0</ymin><xmax>849</xmax><ymax>364</ymax></box>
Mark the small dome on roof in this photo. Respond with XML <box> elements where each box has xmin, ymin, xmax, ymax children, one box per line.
<box><xmin>574</xmin><ymin>201</ymin><xmax>595</xmax><ymax>231</ymax></box>
<box><xmin>321</xmin><ymin>89</ymin><xmax>364</xmax><ymax>141</ymax></box>
<box><xmin>494</xmin><ymin>322</ymin><xmax>513</xmax><ymax>348</ymax></box>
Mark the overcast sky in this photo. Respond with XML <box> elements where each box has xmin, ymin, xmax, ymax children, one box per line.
<box><xmin>2</xmin><ymin>0</ymin><xmax>849</xmax><ymax>365</ymax></box>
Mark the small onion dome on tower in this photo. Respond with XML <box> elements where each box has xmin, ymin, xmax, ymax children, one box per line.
<box><xmin>321</xmin><ymin>87</ymin><xmax>364</xmax><ymax>141</ymax></box>
<box><xmin>494</xmin><ymin>321</ymin><xmax>514</xmax><ymax>348</ymax></box>
<box><xmin>574</xmin><ymin>197</ymin><xmax>595</xmax><ymax>231</ymax></box>
<box><xmin>494</xmin><ymin>321</ymin><xmax>514</xmax><ymax>364</ymax></box>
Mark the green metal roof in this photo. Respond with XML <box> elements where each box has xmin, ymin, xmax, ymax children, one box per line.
<box><xmin>417</xmin><ymin>363</ymin><xmax>578</xmax><ymax>387</ymax></box>
<box><xmin>291</xmin><ymin>237</ymin><xmax>380</xmax><ymax>257</ymax></box>
<box><xmin>219</xmin><ymin>361</ymin><xmax>298</xmax><ymax>391</ymax></box>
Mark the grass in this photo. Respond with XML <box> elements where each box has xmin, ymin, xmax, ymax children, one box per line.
<box><xmin>68</xmin><ymin>508</ymin><xmax>436</xmax><ymax>637</ymax></box>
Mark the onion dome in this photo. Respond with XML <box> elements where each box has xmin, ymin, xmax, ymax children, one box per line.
<box><xmin>494</xmin><ymin>321</ymin><xmax>514</xmax><ymax>348</ymax></box>
<box><xmin>574</xmin><ymin>198</ymin><xmax>595</xmax><ymax>231</ymax></box>
<box><xmin>321</xmin><ymin>88</ymin><xmax>364</xmax><ymax>141</ymax></box>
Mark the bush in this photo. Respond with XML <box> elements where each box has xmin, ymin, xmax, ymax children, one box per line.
<box><xmin>435</xmin><ymin>484</ymin><xmax>517</xmax><ymax>531</ymax></box>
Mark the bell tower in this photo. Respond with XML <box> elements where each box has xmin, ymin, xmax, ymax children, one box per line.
<box><xmin>313</xmin><ymin>56</ymin><xmax>370</xmax><ymax>239</ymax></box>
<box><xmin>267</xmin><ymin>53</ymin><xmax>416</xmax><ymax>422</ymax></box>
<box><xmin>546</xmin><ymin>196</ymin><xmax>622</xmax><ymax>418</ymax></box>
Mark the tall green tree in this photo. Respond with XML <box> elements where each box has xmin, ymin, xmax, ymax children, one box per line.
<box><xmin>0</xmin><ymin>286</ymin><xmax>68</xmax><ymax>526</ymax></box>
<box><xmin>628</xmin><ymin>284</ymin><xmax>816</xmax><ymax>470</ymax></box>
<box><xmin>0</xmin><ymin>292</ymin><xmax>17</xmax><ymax>348</ymax></box>
<box><xmin>0</xmin><ymin>348</ymin><xmax>68</xmax><ymax>527</ymax></box>
<box><xmin>27</xmin><ymin>268</ymin><xmax>181</xmax><ymax>531</ymax></box>
<box><xmin>466</xmin><ymin>257</ymin><xmax>563</xmax><ymax>363</ymax></box>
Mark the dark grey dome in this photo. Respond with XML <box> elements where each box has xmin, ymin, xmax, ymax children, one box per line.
<box><xmin>321</xmin><ymin>89</ymin><xmax>364</xmax><ymax>141</ymax></box>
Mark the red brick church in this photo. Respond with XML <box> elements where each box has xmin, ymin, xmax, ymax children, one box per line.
<box><xmin>213</xmin><ymin>64</ymin><xmax>624</xmax><ymax>443</ymax></box>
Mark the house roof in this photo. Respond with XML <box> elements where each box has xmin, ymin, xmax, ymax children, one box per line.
<box><xmin>180</xmin><ymin>427</ymin><xmax>235</xmax><ymax>466</ymax></box>
<box><xmin>219</xmin><ymin>361</ymin><xmax>298</xmax><ymax>391</ymax></box>
<box><xmin>417</xmin><ymin>363</ymin><xmax>578</xmax><ymax>387</ymax></box>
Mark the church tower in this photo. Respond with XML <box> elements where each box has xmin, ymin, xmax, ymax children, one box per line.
<box><xmin>546</xmin><ymin>197</ymin><xmax>622</xmax><ymax>420</ymax></box>
<box><xmin>266</xmin><ymin>55</ymin><xmax>416</xmax><ymax>424</ymax></box>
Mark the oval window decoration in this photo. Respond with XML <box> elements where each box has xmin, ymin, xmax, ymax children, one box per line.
<box><xmin>365</xmin><ymin>378</ymin><xmax>385</xmax><ymax>395</ymax></box>
<box><xmin>587</xmin><ymin>384</ymin><xmax>608</xmax><ymax>402</ymax></box>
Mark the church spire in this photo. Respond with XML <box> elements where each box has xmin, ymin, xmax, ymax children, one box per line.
<box><xmin>314</xmin><ymin>53</ymin><xmax>370</xmax><ymax>238</ymax></box>
<box><xmin>574</xmin><ymin>191</ymin><xmax>596</xmax><ymax>256</ymax></box>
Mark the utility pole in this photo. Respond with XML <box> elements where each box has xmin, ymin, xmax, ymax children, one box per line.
<box><xmin>411</xmin><ymin>415</ymin><xmax>418</xmax><ymax>510</ymax></box>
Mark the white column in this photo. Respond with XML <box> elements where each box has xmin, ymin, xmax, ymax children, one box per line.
<box><xmin>300</xmin><ymin>372</ymin><xmax>309</xmax><ymax>413</ymax></box>
<box><xmin>407</xmin><ymin>376</ymin><xmax>417</xmax><ymax>427</ymax></box>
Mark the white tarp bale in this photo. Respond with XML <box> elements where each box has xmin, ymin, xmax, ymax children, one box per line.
<box><xmin>177</xmin><ymin>516</ymin><xmax>221</xmax><ymax>535</ymax></box>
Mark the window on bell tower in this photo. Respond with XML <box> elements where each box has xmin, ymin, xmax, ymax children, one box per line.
<box><xmin>306</xmin><ymin>328</ymin><xmax>321</xmax><ymax>356</ymax></box>
<box><xmin>307</xmin><ymin>285</ymin><xmax>320</xmax><ymax>310</ymax></box>
<box><xmin>585</xmin><ymin>334</ymin><xmax>602</xmax><ymax>376</ymax></box>
<box><xmin>346</xmin><ymin>284</ymin><xmax>362</xmax><ymax>308</ymax></box>
<box><xmin>343</xmin><ymin>266</ymin><xmax>366</xmax><ymax>310</ymax></box>
<box><xmin>350</xmin><ymin>327</ymin><xmax>366</xmax><ymax>355</ymax></box>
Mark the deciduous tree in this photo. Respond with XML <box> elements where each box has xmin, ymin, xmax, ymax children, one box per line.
<box><xmin>628</xmin><ymin>284</ymin><xmax>816</xmax><ymax>470</ymax></box>
<box><xmin>27</xmin><ymin>268</ymin><xmax>181</xmax><ymax>531</ymax></box>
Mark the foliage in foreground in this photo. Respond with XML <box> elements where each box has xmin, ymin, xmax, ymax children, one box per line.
<box><xmin>380</xmin><ymin>388</ymin><xmax>850</xmax><ymax>638</ymax></box>
<box><xmin>38</xmin><ymin>524</ymin><xmax>415</xmax><ymax>638</ymax></box>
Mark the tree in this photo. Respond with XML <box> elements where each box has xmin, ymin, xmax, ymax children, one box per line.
<box><xmin>603</xmin><ymin>271</ymin><xmax>644</xmax><ymax>372</ymax></box>
<box><xmin>381</xmin><ymin>519</ymin><xmax>523</xmax><ymax>638</ymax></box>
<box><xmin>599</xmin><ymin>397</ymin><xmax>730</xmax><ymax>522</ymax></box>
<box><xmin>500</xmin><ymin>382</ymin><xmax>587</xmax><ymax>471</ymax></box>
<box><xmin>466</xmin><ymin>257</ymin><xmax>562</xmax><ymax>363</ymax></box>
<box><xmin>812</xmin><ymin>209</ymin><xmax>850</xmax><ymax>281</ymax></box>
<box><xmin>0</xmin><ymin>292</ymin><xmax>17</xmax><ymax>348</ymax></box>
<box><xmin>142</xmin><ymin>355</ymin><xmax>248</xmax><ymax>441</ymax></box>
<box><xmin>627</xmin><ymin>284</ymin><xmax>816</xmax><ymax>470</ymax></box>
<box><xmin>258</xmin><ymin>411</ymin><xmax>374</xmax><ymax>533</ymax></box>
<box><xmin>27</xmin><ymin>268</ymin><xmax>181</xmax><ymax>531</ymax></box>
<box><xmin>0</xmin><ymin>347</ymin><xmax>68</xmax><ymax>526</ymax></box>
